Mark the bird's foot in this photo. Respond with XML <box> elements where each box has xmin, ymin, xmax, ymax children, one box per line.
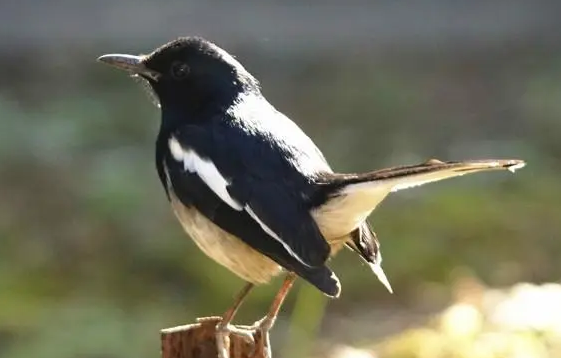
<box><xmin>215</xmin><ymin>320</ymin><xmax>255</xmax><ymax>358</ymax></box>
<box><xmin>241</xmin><ymin>316</ymin><xmax>274</xmax><ymax>358</ymax></box>
<box><xmin>211</xmin><ymin>315</ymin><xmax>275</xmax><ymax>358</ymax></box>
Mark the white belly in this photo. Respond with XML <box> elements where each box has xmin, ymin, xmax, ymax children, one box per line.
<box><xmin>170</xmin><ymin>195</ymin><xmax>283</xmax><ymax>284</ymax></box>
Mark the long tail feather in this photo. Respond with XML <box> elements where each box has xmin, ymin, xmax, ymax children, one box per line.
<box><xmin>314</xmin><ymin>158</ymin><xmax>525</xmax><ymax>238</ymax></box>
<box><xmin>337</xmin><ymin>158</ymin><xmax>526</xmax><ymax>194</ymax></box>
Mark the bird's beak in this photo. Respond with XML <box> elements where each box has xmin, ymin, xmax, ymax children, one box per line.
<box><xmin>97</xmin><ymin>54</ymin><xmax>160</xmax><ymax>81</ymax></box>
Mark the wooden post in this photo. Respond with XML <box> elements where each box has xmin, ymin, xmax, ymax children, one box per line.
<box><xmin>161</xmin><ymin>317</ymin><xmax>270</xmax><ymax>358</ymax></box>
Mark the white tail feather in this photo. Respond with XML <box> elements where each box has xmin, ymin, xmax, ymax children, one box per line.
<box><xmin>371</xmin><ymin>262</ymin><xmax>393</xmax><ymax>293</ymax></box>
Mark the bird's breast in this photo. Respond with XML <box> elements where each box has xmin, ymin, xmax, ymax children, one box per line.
<box><xmin>169</xmin><ymin>194</ymin><xmax>283</xmax><ymax>284</ymax></box>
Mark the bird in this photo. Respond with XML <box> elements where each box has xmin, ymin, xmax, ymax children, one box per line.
<box><xmin>97</xmin><ymin>37</ymin><xmax>525</xmax><ymax>357</ymax></box>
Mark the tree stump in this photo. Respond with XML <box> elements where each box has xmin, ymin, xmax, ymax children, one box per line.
<box><xmin>161</xmin><ymin>317</ymin><xmax>270</xmax><ymax>358</ymax></box>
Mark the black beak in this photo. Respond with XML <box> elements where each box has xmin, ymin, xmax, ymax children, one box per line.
<box><xmin>97</xmin><ymin>54</ymin><xmax>160</xmax><ymax>80</ymax></box>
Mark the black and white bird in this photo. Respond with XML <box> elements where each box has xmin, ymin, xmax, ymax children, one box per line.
<box><xmin>98</xmin><ymin>37</ymin><xmax>525</xmax><ymax>356</ymax></box>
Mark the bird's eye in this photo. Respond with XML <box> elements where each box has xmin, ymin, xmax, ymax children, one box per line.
<box><xmin>170</xmin><ymin>61</ymin><xmax>190</xmax><ymax>80</ymax></box>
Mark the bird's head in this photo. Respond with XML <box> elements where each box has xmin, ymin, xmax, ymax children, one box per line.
<box><xmin>98</xmin><ymin>37</ymin><xmax>259</xmax><ymax>113</ymax></box>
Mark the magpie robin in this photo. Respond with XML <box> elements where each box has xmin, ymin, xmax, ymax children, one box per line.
<box><xmin>98</xmin><ymin>37</ymin><xmax>525</xmax><ymax>356</ymax></box>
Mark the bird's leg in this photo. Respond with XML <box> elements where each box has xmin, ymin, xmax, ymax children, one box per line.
<box><xmin>216</xmin><ymin>282</ymin><xmax>255</xmax><ymax>358</ymax></box>
<box><xmin>257</xmin><ymin>273</ymin><xmax>297</xmax><ymax>330</ymax></box>
<box><xmin>253</xmin><ymin>273</ymin><xmax>297</xmax><ymax>356</ymax></box>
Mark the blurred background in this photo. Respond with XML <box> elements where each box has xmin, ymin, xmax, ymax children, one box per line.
<box><xmin>1</xmin><ymin>1</ymin><xmax>560</xmax><ymax>357</ymax></box>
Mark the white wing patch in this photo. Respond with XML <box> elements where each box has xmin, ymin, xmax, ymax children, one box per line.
<box><xmin>168</xmin><ymin>136</ymin><xmax>243</xmax><ymax>210</ymax></box>
<box><xmin>169</xmin><ymin>136</ymin><xmax>309</xmax><ymax>265</ymax></box>
<box><xmin>245</xmin><ymin>205</ymin><xmax>310</xmax><ymax>266</ymax></box>
<box><xmin>244</xmin><ymin>205</ymin><xmax>282</xmax><ymax>241</ymax></box>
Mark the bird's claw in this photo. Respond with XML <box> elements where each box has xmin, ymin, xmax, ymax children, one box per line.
<box><xmin>239</xmin><ymin>317</ymin><xmax>272</xmax><ymax>358</ymax></box>
<box><xmin>256</xmin><ymin>326</ymin><xmax>272</xmax><ymax>358</ymax></box>
<box><xmin>215</xmin><ymin>318</ymin><xmax>275</xmax><ymax>358</ymax></box>
<box><xmin>215</xmin><ymin>322</ymin><xmax>256</xmax><ymax>358</ymax></box>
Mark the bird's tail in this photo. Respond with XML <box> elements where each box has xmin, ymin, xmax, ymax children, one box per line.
<box><xmin>347</xmin><ymin>222</ymin><xmax>393</xmax><ymax>293</ymax></box>
<box><xmin>314</xmin><ymin>159</ymin><xmax>526</xmax><ymax>238</ymax></box>
<box><xmin>331</xmin><ymin>158</ymin><xmax>526</xmax><ymax>194</ymax></box>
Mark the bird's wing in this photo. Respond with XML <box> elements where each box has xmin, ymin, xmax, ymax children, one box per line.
<box><xmin>164</xmin><ymin>123</ymin><xmax>332</xmax><ymax>269</ymax></box>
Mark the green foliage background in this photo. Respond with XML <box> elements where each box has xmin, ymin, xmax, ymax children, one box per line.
<box><xmin>1</xmin><ymin>7</ymin><xmax>560</xmax><ymax>357</ymax></box>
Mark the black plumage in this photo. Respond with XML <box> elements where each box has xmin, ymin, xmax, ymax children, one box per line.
<box><xmin>141</xmin><ymin>38</ymin><xmax>348</xmax><ymax>296</ymax></box>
